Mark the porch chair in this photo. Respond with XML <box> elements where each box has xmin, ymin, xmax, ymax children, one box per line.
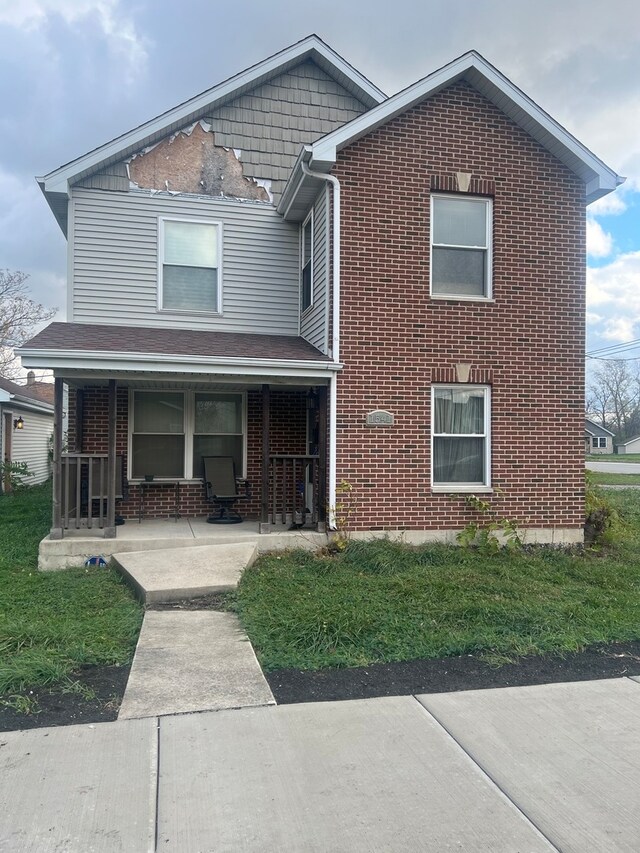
<box><xmin>203</xmin><ymin>456</ymin><xmax>249</xmax><ymax>524</ymax></box>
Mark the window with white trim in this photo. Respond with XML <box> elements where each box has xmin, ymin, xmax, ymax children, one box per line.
<box><xmin>431</xmin><ymin>195</ymin><xmax>492</xmax><ymax>298</ymax></box>
<box><xmin>130</xmin><ymin>390</ymin><xmax>245</xmax><ymax>480</ymax></box>
<box><xmin>159</xmin><ymin>218</ymin><xmax>221</xmax><ymax>313</ymax></box>
<box><xmin>432</xmin><ymin>386</ymin><xmax>490</xmax><ymax>488</ymax></box>
<box><xmin>592</xmin><ymin>436</ymin><xmax>607</xmax><ymax>449</ymax></box>
<box><xmin>301</xmin><ymin>212</ymin><xmax>313</xmax><ymax>312</ymax></box>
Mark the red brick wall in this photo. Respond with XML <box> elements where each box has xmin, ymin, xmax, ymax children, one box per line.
<box><xmin>331</xmin><ymin>81</ymin><xmax>585</xmax><ymax>532</ymax></box>
<box><xmin>67</xmin><ymin>385</ymin><xmax>308</xmax><ymax>520</ymax></box>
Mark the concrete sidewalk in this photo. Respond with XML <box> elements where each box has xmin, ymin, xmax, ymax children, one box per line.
<box><xmin>2</xmin><ymin>678</ymin><xmax>639</xmax><ymax>852</ymax></box>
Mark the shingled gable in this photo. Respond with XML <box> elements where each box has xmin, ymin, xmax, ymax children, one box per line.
<box><xmin>38</xmin><ymin>34</ymin><xmax>386</xmax><ymax>234</ymax></box>
<box><xmin>279</xmin><ymin>49</ymin><xmax>623</xmax><ymax>219</ymax></box>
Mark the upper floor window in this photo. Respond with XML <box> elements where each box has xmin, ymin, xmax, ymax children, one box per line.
<box><xmin>431</xmin><ymin>195</ymin><xmax>492</xmax><ymax>299</ymax></box>
<box><xmin>301</xmin><ymin>212</ymin><xmax>313</xmax><ymax>313</ymax></box>
<box><xmin>159</xmin><ymin>218</ymin><xmax>221</xmax><ymax>313</ymax></box>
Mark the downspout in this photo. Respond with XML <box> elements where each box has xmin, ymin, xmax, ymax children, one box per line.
<box><xmin>301</xmin><ymin>160</ymin><xmax>340</xmax><ymax>528</ymax></box>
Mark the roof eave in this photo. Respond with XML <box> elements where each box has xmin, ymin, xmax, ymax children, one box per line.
<box><xmin>299</xmin><ymin>50</ymin><xmax>622</xmax><ymax>205</ymax></box>
<box><xmin>39</xmin><ymin>35</ymin><xmax>385</xmax><ymax>199</ymax></box>
<box><xmin>17</xmin><ymin>346</ymin><xmax>342</xmax><ymax>379</ymax></box>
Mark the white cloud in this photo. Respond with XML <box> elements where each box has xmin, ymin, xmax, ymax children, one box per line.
<box><xmin>586</xmin><ymin>218</ymin><xmax>613</xmax><ymax>258</ymax></box>
<box><xmin>589</xmin><ymin>192</ymin><xmax>628</xmax><ymax>216</ymax></box>
<box><xmin>0</xmin><ymin>1</ymin><xmax>148</xmax><ymax>83</ymax></box>
<box><xmin>587</xmin><ymin>251</ymin><xmax>640</xmax><ymax>342</ymax></box>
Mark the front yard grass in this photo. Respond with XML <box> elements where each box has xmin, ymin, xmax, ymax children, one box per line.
<box><xmin>236</xmin><ymin>490</ymin><xmax>640</xmax><ymax>671</ymax></box>
<box><xmin>587</xmin><ymin>453</ymin><xmax>640</xmax><ymax>463</ymax></box>
<box><xmin>0</xmin><ymin>483</ymin><xmax>142</xmax><ymax>697</ymax></box>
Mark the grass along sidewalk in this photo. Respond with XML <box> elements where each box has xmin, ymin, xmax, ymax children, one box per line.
<box><xmin>0</xmin><ymin>483</ymin><xmax>142</xmax><ymax>707</ymax></box>
<box><xmin>589</xmin><ymin>471</ymin><xmax>640</xmax><ymax>485</ymax></box>
<box><xmin>587</xmin><ymin>454</ymin><xmax>640</xmax><ymax>463</ymax></box>
<box><xmin>236</xmin><ymin>490</ymin><xmax>640</xmax><ymax>671</ymax></box>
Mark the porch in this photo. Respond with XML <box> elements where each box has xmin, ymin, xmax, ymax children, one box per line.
<box><xmin>39</xmin><ymin>516</ymin><xmax>329</xmax><ymax>570</ymax></box>
<box><xmin>49</xmin><ymin>376</ymin><xmax>329</xmax><ymax>541</ymax></box>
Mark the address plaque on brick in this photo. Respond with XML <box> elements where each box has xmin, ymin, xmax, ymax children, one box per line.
<box><xmin>366</xmin><ymin>410</ymin><xmax>394</xmax><ymax>426</ymax></box>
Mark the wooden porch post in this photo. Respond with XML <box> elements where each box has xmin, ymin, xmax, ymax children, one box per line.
<box><xmin>317</xmin><ymin>384</ymin><xmax>328</xmax><ymax>531</ymax></box>
<box><xmin>50</xmin><ymin>377</ymin><xmax>64</xmax><ymax>539</ymax></box>
<box><xmin>104</xmin><ymin>379</ymin><xmax>117</xmax><ymax>538</ymax></box>
<box><xmin>260</xmin><ymin>383</ymin><xmax>271</xmax><ymax>533</ymax></box>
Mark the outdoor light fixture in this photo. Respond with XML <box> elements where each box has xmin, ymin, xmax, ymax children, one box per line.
<box><xmin>13</xmin><ymin>417</ymin><xmax>24</xmax><ymax>431</ymax></box>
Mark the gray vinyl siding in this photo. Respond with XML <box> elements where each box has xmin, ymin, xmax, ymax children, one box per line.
<box><xmin>77</xmin><ymin>161</ymin><xmax>129</xmax><ymax>192</ymax></box>
<box><xmin>206</xmin><ymin>60</ymin><xmax>368</xmax><ymax>201</ymax></box>
<box><xmin>301</xmin><ymin>187</ymin><xmax>329</xmax><ymax>353</ymax></box>
<box><xmin>10</xmin><ymin>409</ymin><xmax>53</xmax><ymax>485</ymax></box>
<box><xmin>70</xmin><ymin>187</ymin><xmax>300</xmax><ymax>334</ymax></box>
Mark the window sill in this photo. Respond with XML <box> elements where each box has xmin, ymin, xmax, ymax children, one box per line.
<box><xmin>431</xmin><ymin>485</ymin><xmax>493</xmax><ymax>494</ymax></box>
<box><xmin>156</xmin><ymin>308</ymin><xmax>222</xmax><ymax>317</ymax></box>
<box><xmin>430</xmin><ymin>294</ymin><xmax>494</xmax><ymax>303</ymax></box>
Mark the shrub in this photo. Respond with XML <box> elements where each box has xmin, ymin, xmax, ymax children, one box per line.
<box><xmin>585</xmin><ymin>471</ymin><xmax>621</xmax><ymax>546</ymax></box>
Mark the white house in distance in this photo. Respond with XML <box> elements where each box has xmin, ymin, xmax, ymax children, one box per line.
<box><xmin>0</xmin><ymin>376</ymin><xmax>54</xmax><ymax>491</ymax></box>
<box><xmin>585</xmin><ymin>418</ymin><xmax>615</xmax><ymax>455</ymax></box>
<box><xmin>615</xmin><ymin>435</ymin><xmax>640</xmax><ymax>455</ymax></box>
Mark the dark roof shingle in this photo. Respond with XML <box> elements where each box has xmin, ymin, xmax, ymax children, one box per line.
<box><xmin>22</xmin><ymin>323</ymin><xmax>329</xmax><ymax>362</ymax></box>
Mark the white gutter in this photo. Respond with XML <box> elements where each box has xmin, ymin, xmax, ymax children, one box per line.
<box><xmin>301</xmin><ymin>160</ymin><xmax>341</xmax><ymax>528</ymax></box>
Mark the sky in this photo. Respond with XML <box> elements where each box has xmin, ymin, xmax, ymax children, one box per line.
<box><xmin>1</xmin><ymin>0</ymin><xmax>639</xmax><ymax>368</ymax></box>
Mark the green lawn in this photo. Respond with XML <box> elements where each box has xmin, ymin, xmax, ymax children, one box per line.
<box><xmin>587</xmin><ymin>454</ymin><xmax>640</xmax><ymax>463</ymax></box>
<box><xmin>236</xmin><ymin>490</ymin><xmax>640</xmax><ymax>671</ymax></box>
<box><xmin>0</xmin><ymin>483</ymin><xmax>143</xmax><ymax>699</ymax></box>
<box><xmin>589</xmin><ymin>471</ymin><xmax>640</xmax><ymax>485</ymax></box>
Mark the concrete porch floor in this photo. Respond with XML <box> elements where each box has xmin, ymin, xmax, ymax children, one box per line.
<box><xmin>39</xmin><ymin>517</ymin><xmax>328</xmax><ymax>570</ymax></box>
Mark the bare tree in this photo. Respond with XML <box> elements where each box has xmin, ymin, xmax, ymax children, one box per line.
<box><xmin>586</xmin><ymin>360</ymin><xmax>640</xmax><ymax>440</ymax></box>
<box><xmin>0</xmin><ymin>269</ymin><xmax>56</xmax><ymax>378</ymax></box>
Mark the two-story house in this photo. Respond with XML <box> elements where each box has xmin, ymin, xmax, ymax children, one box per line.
<box><xmin>20</xmin><ymin>35</ymin><xmax>622</xmax><ymax>561</ymax></box>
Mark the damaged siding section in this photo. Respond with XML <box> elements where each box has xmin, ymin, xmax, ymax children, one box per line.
<box><xmin>206</xmin><ymin>60</ymin><xmax>368</xmax><ymax>201</ymax></box>
<box><xmin>128</xmin><ymin>122</ymin><xmax>271</xmax><ymax>202</ymax></box>
<box><xmin>77</xmin><ymin>161</ymin><xmax>129</xmax><ymax>192</ymax></box>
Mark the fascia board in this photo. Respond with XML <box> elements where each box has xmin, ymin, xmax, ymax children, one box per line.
<box><xmin>17</xmin><ymin>348</ymin><xmax>342</xmax><ymax>378</ymax></box>
<box><xmin>42</xmin><ymin>37</ymin><xmax>385</xmax><ymax>196</ymax></box>
<box><xmin>309</xmin><ymin>51</ymin><xmax>621</xmax><ymax>201</ymax></box>
<box><xmin>8</xmin><ymin>397</ymin><xmax>54</xmax><ymax>415</ymax></box>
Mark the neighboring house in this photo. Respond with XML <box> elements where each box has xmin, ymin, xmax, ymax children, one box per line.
<box><xmin>615</xmin><ymin>436</ymin><xmax>640</xmax><ymax>454</ymax></box>
<box><xmin>0</xmin><ymin>377</ymin><xmax>54</xmax><ymax>492</ymax></box>
<box><xmin>19</xmin><ymin>35</ymin><xmax>623</xmax><ymax>545</ymax></box>
<box><xmin>585</xmin><ymin>418</ymin><xmax>615</xmax><ymax>455</ymax></box>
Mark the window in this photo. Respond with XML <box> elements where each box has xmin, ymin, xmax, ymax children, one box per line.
<box><xmin>159</xmin><ymin>218</ymin><xmax>221</xmax><ymax>313</ymax></box>
<box><xmin>431</xmin><ymin>195</ymin><xmax>492</xmax><ymax>298</ymax></box>
<box><xmin>193</xmin><ymin>393</ymin><xmax>244</xmax><ymax>479</ymax></box>
<box><xmin>132</xmin><ymin>391</ymin><xmax>185</xmax><ymax>479</ymax></box>
<box><xmin>432</xmin><ymin>386</ymin><xmax>490</xmax><ymax>489</ymax></box>
<box><xmin>301</xmin><ymin>212</ymin><xmax>313</xmax><ymax>312</ymax></box>
<box><xmin>130</xmin><ymin>390</ymin><xmax>245</xmax><ymax>480</ymax></box>
<box><xmin>592</xmin><ymin>436</ymin><xmax>607</xmax><ymax>449</ymax></box>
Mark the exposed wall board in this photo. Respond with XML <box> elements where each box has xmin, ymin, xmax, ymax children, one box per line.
<box><xmin>70</xmin><ymin>187</ymin><xmax>300</xmax><ymax>335</ymax></box>
<box><xmin>128</xmin><ymin>124</ymin><xmax>269</xmax><ymax>202</ymax></box>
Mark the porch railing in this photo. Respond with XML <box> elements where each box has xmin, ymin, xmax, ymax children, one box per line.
<box><xmin>60</xmin><ymin>454</ymin><xmax>121</xmax><ymax>530</ymax></box>
<box><xmin>268</xmin><ymin>455</ymin><xmax>323</xmax><ymax>527</ymax></box>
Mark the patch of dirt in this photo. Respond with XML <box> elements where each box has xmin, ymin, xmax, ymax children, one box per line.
<box><xmin>266</xmin><ymin>641</ymin><xmax>640</xmax><ymax>704</ymax></box>
<box><xmin>148</xmin><ymin>593</ymin><xmax>232</xmax><ymax>611</ymax></box>
<box><xmin>0</xmin><ymin>665</ymin><xmax>131</xmax><ymax>733</ymax></box>
<box><xmin>2</xmin><ymin>642</ymin><xmax>639</xmax><ymax>732</ymax></box>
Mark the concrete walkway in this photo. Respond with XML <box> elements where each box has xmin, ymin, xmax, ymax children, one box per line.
<box><xmin>2</xmin><ymin>678</ymin><xmax>639</xmax><ymax>852</ymax></box>
<box><xmin>115</xmin><ymin>539</ymin><xmax>274</xmax><ymax>718</ymax></box>
<box><xmin>119</xmin><ymin>610</ymin><xmax>275</xmax><ymax>719</ymax></box>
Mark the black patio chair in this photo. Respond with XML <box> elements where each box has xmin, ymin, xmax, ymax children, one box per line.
<box><xmin>203</xmin><ymin>456</ymin><xmax>249</xmax><ymax>524</ymax></box>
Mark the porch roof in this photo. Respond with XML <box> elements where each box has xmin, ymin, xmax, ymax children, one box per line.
<box><xmin>18</xmin><ymin>322</ymin><xmax>340</xmax><ymax>380</ymax></box>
